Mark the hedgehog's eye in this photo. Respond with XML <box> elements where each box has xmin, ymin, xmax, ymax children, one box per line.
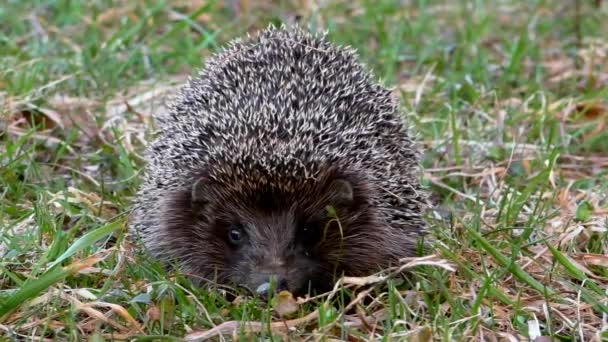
<box><xmin>228</xmin><ymin>224</ymin><xmax>245</xmax><ymax>245</ymax></box>
<box><xmin>298</xmin><ymin>222</ymin><xmax>322</xmax><ymax>247</ymax></box>
<box><xmin>299</xmin><ymin>224</ymin><xmax>312</xmax><ymax>237</ymax></box>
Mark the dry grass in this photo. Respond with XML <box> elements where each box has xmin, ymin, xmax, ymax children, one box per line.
<box><xmin>1</xmin><ymin>0</ymin><xmax>608</xmax><ymax>341</ymax></box>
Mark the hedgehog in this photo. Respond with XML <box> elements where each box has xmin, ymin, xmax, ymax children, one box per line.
<box><xmin>129</xmin><ymin>24</ymin><xmax>428</xmax><ymax>297</ymax></box>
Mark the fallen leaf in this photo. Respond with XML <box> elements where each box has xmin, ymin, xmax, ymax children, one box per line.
<box><xmin>231</xmin><ymin>295</ymin><xmax>246</xmax><ymax>306</ymax></box>
<box><xmin>96</xmin><ymin>5</ymin><xmax>135</xmax><ymax>24</ymax></box>
<box><xmin>105</xmin><ymin>81</ymin><xmax>181</xmax><ymax>119</ymax></box>
<box><xmin>273</xmin><ymin>290</ymin><xmax>299</xmax><ymax>317</ymax></box>
<box><xmin>579</xmin><ymin>253</ymin><xmax>608</xmax><ymax>268</ymax></box>
<box><xmin>574</xmin><ymin>102</ymin><xmax>607</xmax><ymax>121</ymax></box>
<box><xmin>146</xmin><ymin>305</ymin><xmax>161</xmax><ymax>323</ymax></box>
<box><xmin>184</xmin><ymin>309</ymin><xmax>320</xmax><ymax>341</ymax></box>
<box><xmin>67</xmin><ymin>187</ymin><xmax>119</xmax><ymax>219</ymax></box>
<box><xmin>47</xmin><ymin>93</ymin><xmax>100</xmax><ymax>139</ymax></box>
<box><xmin>92</xmin><ymin>301</ymin><xmax>144</xmax><ymax>333</ymax></box>
<box><xmin>17</xmin><ymin>105</ymin><xmax>64</xmax><ymax>130</ymax></box>
<box><xmin>408</xmin><ymin>325</ymin><xmax>433</xmax><ymax>342</ymax></box>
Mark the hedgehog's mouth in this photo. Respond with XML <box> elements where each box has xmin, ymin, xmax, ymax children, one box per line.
<box><xmin>242</xmin><ymin>271</ymin><xmax>294</xmax><ymax>298</ymax></box>
<box><xmin>243</xmin><ymin>278</ymin><xmax>315</xmax><ymax>300</ymax></box>
<box><xmin>254</xmin><ymin>276</ymin><xmax>290</xmax><ymax>298</ymax></box>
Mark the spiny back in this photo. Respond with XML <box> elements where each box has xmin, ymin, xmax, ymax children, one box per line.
<box><xmin>144</xmin><ymin>25</ymin><xmax>419</xmax><ymax>195</ymax></box>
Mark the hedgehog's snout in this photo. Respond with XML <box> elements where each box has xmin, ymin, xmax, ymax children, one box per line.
<box><xmin>249</xmin><ymin>256</ymin><xmax>292</xmax><ymax>297</ymax></box>
<box><xmin>253</xmin><ymin>274</ymin><xmax>289</xmax><ymax>298</ymax></box>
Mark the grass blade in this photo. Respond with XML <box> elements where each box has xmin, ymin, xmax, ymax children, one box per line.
<box><xmin>47</xmin><ymin>220</ymin><xmax>122</xmax><ymax>269</ymax></box>
<box><xmin>0</xmin><ymin>254</ymin><xmax>106</xmax><ymax>321</ymax></box>
<box><xmin>546</xmin><ymin>244</ymin><xmax>608</xmax><ymax>314</ymax></box>
<box><xmin>466</xmin><ymin>227</ymin><xmax>557</xmax><ymax>298</ymax></box>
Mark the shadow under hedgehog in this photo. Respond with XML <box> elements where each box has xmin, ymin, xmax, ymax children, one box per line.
<box><xmin>129</xmin><ymin>24</ymin><xmax>429</xmax><ymax>298</ymax></box>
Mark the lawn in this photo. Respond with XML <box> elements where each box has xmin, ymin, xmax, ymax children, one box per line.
<box><xmin>1</xmin><ymin>0</ymin><xmax>607</xmax><ymax>340</ymax></box>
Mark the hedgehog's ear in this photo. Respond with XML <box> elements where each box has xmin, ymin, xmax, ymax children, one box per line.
<box><xmin>327</xmin><ymin>178</ymin><xmax>354</xmax><ymax>207</ymax></box>
<box><xmin>191</xmin><ymin>177</ymin><xmax>209</xmax><ymax>206</ymax></box>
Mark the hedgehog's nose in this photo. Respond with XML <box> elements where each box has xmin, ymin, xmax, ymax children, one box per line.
<box><xmin>255</xmin><ymin>275</ymin><xmax>289</xmax><ymax>299</ymax></box>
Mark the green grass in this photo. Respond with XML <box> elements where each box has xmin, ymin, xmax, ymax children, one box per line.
<box><xmin>2</xmin><ymin>0</ymin><xmax>608</xmax><ymax>340</ymax></box>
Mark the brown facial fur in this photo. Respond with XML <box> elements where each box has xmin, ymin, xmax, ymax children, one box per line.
<box><xmin>158</xmin><ymin>167</ymin><xmax>414</xmax><ymax>296</ymax></box>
